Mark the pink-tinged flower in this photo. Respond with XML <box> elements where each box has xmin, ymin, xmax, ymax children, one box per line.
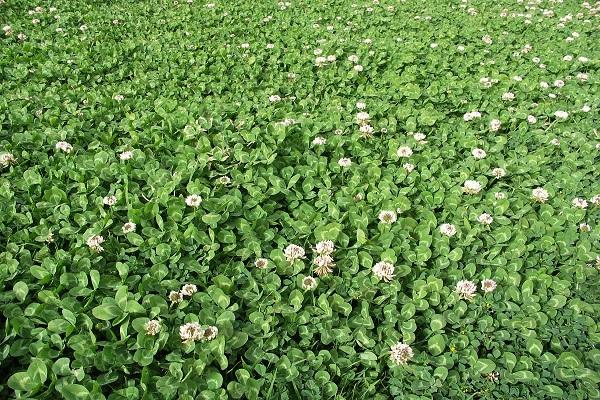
<box><xmin>481</xmin><ymin>279</ymin><xmax>497</xmax><ymax>293</ymax></box>
<box><xmin>179</xmin><ymin>322</ymin><xmax>204</xmax><ymax>343</ymax></box>
<box><xmin>472</xmin><ymin>148</ymin><xmax>487</xmax><ymax>159</ymax></box>
<box><xmin>378</xmin><ymin>210</ymin><xmax>397</xmax><ymax>224</ymax></box>
<box><xmin>284</xmin><ymin>244</ymin><xmax>305</xmax><ymax>263</ymax></box>
<box><xmin>338</xmin><ymin>158</ymin><xmax>352</xmax><ymax>167</ymax></box>
<box><xmin>455</xmin><ymin>280</ymin><xmax>477</xmax><ymax>300</ymax></box>
<box><xmin>440</xmin><ymin>223</ymin><xmax>457</xmax><ymax>237</ymax></box>
<box><xmin>389</xmin><ymin>342</ymin><xmax>414</xmax><ymax>365</ymax></box>
<box><xmin>478</xmin><ymin>213</ymin><xmax>493</xmax><ymax>225</ymax></box>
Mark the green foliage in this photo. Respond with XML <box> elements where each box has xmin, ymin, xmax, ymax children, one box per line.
<box><xmin>0</xmin><ymin>0</ymin><xmax>599</xmax><ymax>399</ymax></box>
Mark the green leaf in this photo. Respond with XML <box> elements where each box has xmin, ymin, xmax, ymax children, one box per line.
<box><xmin>510</xmin><ymin>370</ymin><xmax>536</xmax><ymax>382</ymax></box>
<box><xmin>474</xmin><ymin>359</ymin><xmax>496</xmax><ymax>375</ymax></box>
<box><xmin>526</xmin><ymin>338</ymin><xmax>543</xmax><ymax>357</ymax></box>
<box><xmin>430</xmin><ymin>315</ymin><xmax>446</xmax><ymax>331</ymax></box>
<box><xmin>92</xmin><ymin>304</ymin><xmax>122</xmax><ymax>321</ymax></box>
<box><xmin>7</xmin><ymin>372</ymin><xmax>37</xmax><ymax>392</ymax></box>
<box><xmin>61</xmin><ymin>384</ymin><xmax>90</xmax><ymax>399</ymax></box>
<box><xmin>13</xmin><ymin>281</ymin><xmax>29</xmax><ymax>302</ymax></box>
<box><xmin>427</xmin><ymin>334</ymin><xmax>446</xmax><ymax>356</ymax></box>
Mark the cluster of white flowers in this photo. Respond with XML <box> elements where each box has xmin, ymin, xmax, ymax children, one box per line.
<box><xmin>389</xmin><ymin>342</ymin><xmax>414</xmax><ymax>365</ymax></box>
<box><xmin>456</xmin><ymin>279</ymin><xmax>497</xmax><ymax>301</ymax></box>
<box><xmin>169</xmin><ymin>283</ymin><xmax>197</xmax><ymax>305</ymax></box>
<box><xmin>478</xmin><ymin>213</ymin><xmax>494</xmax><ymax>225</ymax></box>
<box><xmin>145</xmin><ymin>320</ymin><xmax>162</xmax><ymax>336</ymax></box>
<box><xmin>491</xmin><ymin>168</ymin><xmax>506</xmax><ymax>178</ymax></box>
<box><xmin>313</xmin><ymin>240</ymin><xmax>335</xmax><ymax>276</ymax></box>
<box><xmin>86</xmin><ymin>235</ymin><xmax>105</xmax><ymax>253</ymax></box>
<box><xmin>119</xmin><ymin>150</ymin><xmax>134</xmax><ymax>160</ymax></box>
<box><xmin>572</xmin><ymin>198</ymin><xmax>588</xmax><ymax>209</ymax></box>
<box><xmin>122</xmin><ymin>221</ymin><xmax>136</xmax><ymax>234</ymax></box>
<box><xmin>378</xmin><ymin>210</ymin><xmax>397</xmax><ymax>224</ymax></box>
<box><xmin>372</xmin><ymin>261</ymin><xmax>395</xmax><ymax>282</ymax></box>
<box><xmin>472</xmin><ymin>148</ymin><xmax>487</xmax><ymax>159</ymax></box>
<box><xmin>0</xmin><ymin>152</ymin><xmax>16</xmax><ymax>167</ymax></box>
<box><xmin>284</xmin><ymin>244</ymin><xmax>305</xmax><ymax>263</ymax></box>
<box><xmin>463</xmin><ymin>111</ymin><xmax>482</xmax><ymax>121</ymax></box>
<box><xmin>312</xmin><ymin>136</ymin><xmax>326</xmax><ymax>145</ymax></box>
<box><xmin>463</xmin><ymin>180</ymin><xmax>482</xmax><ymax>195</ymax></box>
<box><xmin>338</xmin><ymin>157</ymin><xmax>351</xmax><ymax>167</ymax></box>
<box><xmin>185</xmin><ymin>194</ymin><xmax>202</xmax><ymax>207</ymax></box>
<box><xmin>489</xmin><ymin>119</ymin><xmax>502</xmax><ymax>131</ymax></box>
<box><xmin>103</xmin><ymin>195</ymin><xmax>117</xmax><ymax>206</ymax></box>
<box><xmin>439</xmin><ymin>223</ymin><xmax>457</xmax><ymax>237</ymax></box>
<box><xmin>397</xmin><ymin>146</ymin><xmax>413</xmax><ymax>158</ymax></box>
<box><xmin>532</xmin><ymin>187</ymin><xmax>549</xmax><ymax>203</ymax></box>
<box><xmin>55</xmin><ymin>141</ymin><xmax>73</xmax><ymax>153</ymax></box>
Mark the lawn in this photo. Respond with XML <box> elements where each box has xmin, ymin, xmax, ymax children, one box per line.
<box><xmin>1</xmin><ymin>0</ymin><xmax>599</xmax><ymax>399</ymax></box>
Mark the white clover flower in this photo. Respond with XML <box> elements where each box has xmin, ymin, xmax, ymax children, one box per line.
<box><xmin>463</xmin><ymin>180</ymin><xmax>482</xmax><ymax>194</ymax></box>
<box><xmin>502</xmin><ymin>92</ymin><xmax>515</xmax><ymax>101</ymax></box>
<box><xmin>356</xmin><ymin>101</ymin><xmax>366</xmax><ymax>109</ymax></box>
<box><xmin>572</xmin><ymin>198</ymin><xmax>588</xmax><ymax>209</ymax></box>
<box><xmin>86</xmin><ymin>235</ymin><xmax>105</xmax><ymax>253</ymax></box>
<box><xmin>553</xmin><ymin>80</ymin><xmax>565</xmax><ymax>88</ymax></box>
<box><xmin>478</xmin><ymin>213</ymin><xmax>494</xmax><ymax>225</ymax></box>
<box><xmin>103</xmin><ymin>195</ymin><xmax>117</xmax><ymax>206</ymax></box>
<box><xmin>359</xmin><ymin>124</ymin><xmax>374</xmax><ymax>136</ymax></box>
<box><xmin>313</xmin><ymin>254</ymin><xmax>335</xmax><ymax>276</ymax></box>
<box><xmin>218</xmin><ymin>176</ymin><xmax>231</xmax><ymax>185</ymax></box>
<box><xmin>312</xmin><ymin>136</ymin><xmax>326</xmax><ymax>145</ymax></box>
<box><xmin>326</xmin><ymin>55</ymin><xmax>336</xmax><ymax>62</ymax></box>
<box><xmin>455</xmin><ymin>280</ymin><xmax>477</xmax><ymax>300</ymax></box>
<box><xmin>185</xmin><ymin>194</ymin><xmax>202</xmax><ymax>207</ymax></box>
<box><xmin>254</xmin><ymin>258</ymin><xmax>269</xmax><ymax>269</ymax></box>
<box><xmin>389</xmin><ymin>342</ymin><xmax>414</xmax><ymax>365</ymax></box>
<box><xmin>481</xmin><ymin>279</ymin><xmax>497</xmax><ymax>293</ymax></box>
<box><xmin>482</xmin><ymin>35</ymin><xmax>493</xmax><ymax>44</ymax></box>
<box><xmin>491</xmin><ymin>168</ymin><xmax>506</xmax><ymax>178</ymax></box>
<box><xmin>169</xmin><ymin>290</ymin><xmax>183</xmax><ymax>304</ymax></box>
<box><xmin>554</xmin><ymin>110</ymin><xmax>569</xmax><ymax>119</ymax></box>
<box><xmin>201</xmin><ymin>325</ymin><xmax>218</xmax><ymax>341</ymax></box>
<box><xmin>113</xmin><ymin>94</ymin><xmax>124</xmax><ymax>101</ymax></box>
<box><xmin>266</xmin><ymin>43</ymin><xmax>274</xmax><ymax>49</ymax></box>
<box><xmin>180</xmin><ymin>284</ymin><xmax>198</xmax><ymax>297</ymax></box>
<box><xmin>356</xmin><ymin>111</ymin><xmax>370</xmax><ymax>123</ymax></box>
<box><xmin>353</xmin><ymin>64</ymin><xmax>363</xmax><ymax>72</ymax></box>
<box><xmin>513</xmin><ymin>76</ymin><xmax>523</xmax><ymax>81</ymax></box>
<box><xmin>471</xmin><ymin>148</ymin><xmax>487</xmax><ymax>159</ymax></box>
<box><xmin>122</xmin><ymin>222</ymin><xmax>136</xmax><ymax>234</ymax></box>
<box><xmin>582</xmin><ymin>104</ymin><xmax>591</xmax><ymax>113</ymax></box>
<box><xmin>240</xmin><ymin>43</ymin><xmax>250</xmax><ymax>49</ymax></box>
<box><xmin>413</xmin><ymin>132</ymin><xmax>426</xmax><ymax>142</ymax></box>
<box><xmin>578</xmin><ymin>56</ymin><xmax>589</xmax><ymax>63</ymax></box>
<box><xmin>179</xmin><ymin>322</ymin><xmax>204</xmax><ymax>343</ymax></box>
<box><xmin>338</xmin><ymin>158</ymin><xmax>352</xmax><ymax>167</ymax></box>
<box><xmin>532</xmin><ymin>187</ymin><xmax>549</xmax><ymax>203</ymax></box>
<box><xmin>315</xmin><ymin>56</ymin><xmax>327</xmax><ymax>66</ymax></box>
<box><xmin>302</xmin><ymin>276</ymin><xmax>317</xmax><ymax>290</ymax></box>
<box><xmin>3</xmin><ymin>25</ymin><xmax>13</xmax><ymax>36</ymax></box>
<box><xmin>532</xmin><ymin>57</ymin><xmax>540</xmax><ymax>64</ymax></box>
<box><xmin>403</xmin><ymin>163</ymin><xmax>415</xmax><ymax>172</ymax></box>
<box><xmin>17</xmin><ymin>32</ymin><xmax>26</xmax><ymax>41</ymax></box>
<box><xmin>590</xmin><ymin>195</ymin><xmax>600</xmax><ymax>206</ymax></box>
<box><xmin>378</xmin><ymin>210</ymin><xmax>397</xmax><ymax>224</ymax></box>
<box><xmin>577</xmin><ymin>72</ymin><xmax>588</xmax><ymax>82</ymax></box>
<box><xmin>314</xmin><ymin>240</ymin><xmax>335</xmax><ymax>255</ymax></box>
<box><xmin>0</xmin><ymin>152</ymin><xmax>16</xmax><ymax>167</ymax></box>
<box><xmin>347</xmin><ymin>55</ymin><xmax>359</xmax><ymax>63</ymax></box>
<box><xmin>269</xmin><ymin>95</ymin><xmax>281</xmax><ymax>102</ymax></box>
<box><xmin>119</xmin><ymin>151</ymin><xmax>133</xmax><ymax>160</ymax></box>
<box><xmin>32</xmin><ymin>18</ymin><xmax>40</xmax><ymax>24</ymax></box>
<box><xmin>314</xmin><ymin>48</ymin><xmax>323</xmax><ymax>55</ymax></box>
<box><xmin>457</xmin><ymin>45</ymin><xmax>465</xmax><ymax>52</ymax></box>
<box><xmin>527</xmin><ymin>115</ymin><xmax>537</xmax><ymax>124</ymax></box>
<box><xmin>551</xmin><ymin>138</ymin><xmax>560</xmax><ymax>146</ymax></box>
<box><xmin>284</xmin><ymin>244</ymin><xmax>305</xmax><ymax>263</ymax></box>
<box><xmin>372</xmin><ymin>261</ymin><xmax>395</xmax><ymax>282</ymax></box>
<box><xmin>540</xmin><ymin>81</ymin><xmax>549</xmax><ymax>89</ymax></box>
<box><xmin>579</xmin><ymin>223</ymin><xmax>591</xmax><ymax>232</ymax></box>
<box><xmin>463</xmin><ymin>111</ymin><xmax>481</xmax><ymax>121</ymax></box>
<box><xmin>440</xmin><ymin>223</ymin><xmax>457</xmax><ymax>237</ymax></box>
<box><xmin>145</xmin><ymin>320</ymin><xmax>161</xmax><ymax>336</ymax></box>
<box><xmin>397</xmin><ymin>146</ymin><xmax>413</xmax><ymax>158</ymax></box>
<box><xmin>490</xmin><ymin>119</ymin><xmax>501</xmax><ymax>132</ymax></box>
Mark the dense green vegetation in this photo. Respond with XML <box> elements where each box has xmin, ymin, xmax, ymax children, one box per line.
<box><xmin>1</xmin><ymin>0</ymin><xmax>599</xmax><ymax>398</ymax></box>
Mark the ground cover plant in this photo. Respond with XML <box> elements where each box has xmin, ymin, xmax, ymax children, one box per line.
<box><xmin>1</xmin><ymin>0</ymin><xmax>600</xmax><ymax>398</ymax></box>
